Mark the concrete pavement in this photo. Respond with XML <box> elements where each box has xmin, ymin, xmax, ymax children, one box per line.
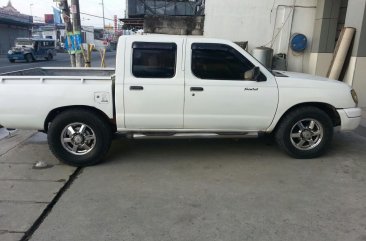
<box><xmin>28</xmin><ymin>131</ymin><xmax>366</xmax><ymax>241</ymax></box>
<box><xmin>0</xmin><ymin>132</ymin><xmax>77</xmax><ymax>241</ymax></box>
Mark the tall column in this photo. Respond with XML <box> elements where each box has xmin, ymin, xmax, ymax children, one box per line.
<box><xmin>344</xmin><ymin>0</ymin><xmax>366</xmax><ymax>107</ymax></box>
<box><xmin>60</xmin><ymin>0</ymin><xmax>76</xmax><ymax>67</ymax></box>
<box><xmin>308</xmin><ymin>0</ymin><xmax>341</xmax><ymax>76</ymax></box>
<box><xmin>71</xmin><ymin>0</ymin><xmax>83</xmax><ymax>67</ymax></box>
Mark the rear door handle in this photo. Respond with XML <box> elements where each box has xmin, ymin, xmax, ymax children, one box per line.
<box><xmin>130</xmin><ymin>86</ymin><xmax>144</xmax><ymax>91</ymax></box>
<box><xmin>190</xmin><ymin>87</ymin><xmax>204</xmax><ymax>92</ymax></box>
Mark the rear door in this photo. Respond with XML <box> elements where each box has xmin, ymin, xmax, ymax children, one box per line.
<box><xmin>184</xmin><ymin>40</ymin><xmax>278</xmax><ymax>131</ymax></box>
<box><xmin>123</xmin><ymin>38</ymin><xmax>185</xmax><ymax>129</ymax></box>
<box><xmin>34</xmin><ymin>41</ymin><xmax>46</xmax><ymax>59</ymax></box>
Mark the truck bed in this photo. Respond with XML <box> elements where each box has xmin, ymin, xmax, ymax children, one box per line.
<box><xmin>0</xmin><ymin>67</ymin><xmax>115</xmax><ymax>77</ymax></box>
<box><xmin>0</xmin><ymin>67</ymin><xmax>115</xmax><ymax>130</ymax></box>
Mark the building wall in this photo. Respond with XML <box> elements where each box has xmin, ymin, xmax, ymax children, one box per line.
<box><xmin>0</xmin><ymin>24</ymin><xmax>30</xmax><ymax>54</ymax></box>
<box><xmin>144</xmin><ymin>15</ymin><xmax>204</xmax><ymax>35</ymax></box>
<box><xmin>204</xmin><ymin>0</ymin><xmax>366</xmax><ymax>107</ymax></box>
<box><xmin>81</xmin><ymin>26</ymin><xmax>95</xmax><ymax>44</ymax></box>
<box><xmin>343</xmin><ymin>0</ymin><xmax>366</xmax><ymax>107</ymax></box>
<box><xmin>203</xmin><ymin>0</ymin><xmax>317</xmax><ymax>72</ymax></box>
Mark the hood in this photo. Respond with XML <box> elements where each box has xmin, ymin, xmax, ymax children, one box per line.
<box><xmin>11</xmin><ymin>46</ymin><xmax>32</xmax><ymax>52</ymax></box>
<box><xmin>273</xmin><ymin>71</ymin><xmax>356</xmax><ymax>109</ymax></box>
<box><xmin>273</xmin><ymin>70</ymin><xmax>350</xmax><ymax>89</ymax></box>
<box><xmin>11</xmin><ymin>46</ymin><xmax>23</xmax><ymax>52</ymax></box>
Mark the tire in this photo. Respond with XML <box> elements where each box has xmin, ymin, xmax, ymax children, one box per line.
<box><xmin>46</xmin><ymin>53</ymin><xmax>53</xmax><ymax>61</ymax></box>
<box><xmin>275</xmin><ymin>106</ymin><xmax>333</xmax><ymax>159</ymax></box>
<box><xmin>25</xmin><ymin>54</ymin><xmax>33</xmax><ymax>63</ymax></box>
<box><xmin>48</xmin><ymin>109</ymin><xmax>112</xmax><ymax>167</ymax></box>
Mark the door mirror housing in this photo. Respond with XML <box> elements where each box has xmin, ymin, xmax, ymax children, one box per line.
<box><xmin>244</xmin><ymin>67</ymin><xmax>261</xmax><ymax>81</ymax></box>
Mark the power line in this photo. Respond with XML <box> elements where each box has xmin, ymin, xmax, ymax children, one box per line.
<box><xmin>80</xmin><ymin>12</ymin><xmax>114</xmax><ymax>21</ymax></box>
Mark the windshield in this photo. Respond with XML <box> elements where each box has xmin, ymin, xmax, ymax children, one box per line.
<box><xmin>15</xmin><ymin>40</ymin><xmax>33</xmax><ymax>47</ymax></box>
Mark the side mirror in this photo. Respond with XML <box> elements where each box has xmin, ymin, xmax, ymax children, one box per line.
<box><xmin>244</xmin><ymin>67</ymin><xmax>261</xmax><ymax>81</ymax></box>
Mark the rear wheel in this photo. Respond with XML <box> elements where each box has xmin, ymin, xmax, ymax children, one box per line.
<box><xmin>25</xmin><ymin>54</ymin><xmax>33</xmax><ymax>62</ymax></box>
<box><xmin>9</xmin><ymin>59</ymin><xmax>15</xmax><ymax>63</ymax></box>
<box><xmin>46</xmin><ymin>53</ymin><xmax>53</xmax><ymax>61</ymax></box>
<box><xmin>48</xmin><ymin>109</ymin><xmax>112</xmax><ymax>167</ymax></box>
<box><xmin>275</xmin><ymin>107</ymin><xmax>333</xmax><ymax>158</ymax></box>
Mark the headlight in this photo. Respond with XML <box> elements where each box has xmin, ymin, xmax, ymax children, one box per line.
<box><xmin>351</xmin><ymin>89</ymin><xmax>359</xmax><ymax>106</ymax></box>
<box><xmin>7</xmin><ymin>50</ymin><xmax>13</xmax><ymax>54</ymax></box>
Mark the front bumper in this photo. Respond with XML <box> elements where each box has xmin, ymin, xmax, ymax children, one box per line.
<box><xmin>7</xmin><ymin>53</ymin><xmax>25</xmax><ymax>60</ymax></box>
<box><xmin>337</xmin><ymin>107</ymin><xmax>362</xmax><ymax>131</ymax></box>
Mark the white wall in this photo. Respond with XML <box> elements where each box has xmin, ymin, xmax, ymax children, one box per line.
<box><xmin>204</xmin><ymin>0</ymin><xmax>317</xmax><ymax>72</ymax></box>
<box><xmin>42</xmin><ymin>30</ymin><xmax>56</xmax><ymax>40</ymax></box>
<box><xmin>82</xmin><ymin>26</ymin><xmax>95</xmax><ymax>44</ymax></box>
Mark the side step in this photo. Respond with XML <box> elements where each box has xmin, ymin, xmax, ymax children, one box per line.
<box><xmin>120</xmin><ymin>132</ymin><xmax>259</xmax><ymax>139</ymax></box>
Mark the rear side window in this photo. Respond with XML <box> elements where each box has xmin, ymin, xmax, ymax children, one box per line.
<box><xmin>132</xmin><ymin>42</ymin><xmax>177</xmax><ymax>78</ymax></box>
<box><xmin>191</xmin><ymin>43</ymin><xmax>255</xmax><ymax>80</ymax></box>
<box><xmin>44</xmin><ymin>41</ymin><xmax>53</xmax><ymax>47</ymax></box>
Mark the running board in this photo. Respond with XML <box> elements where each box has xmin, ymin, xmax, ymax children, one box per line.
<box><xmin>126</xmin><ymin>132</ymin><xmax>258</xmax><ymax>139</ymax></box>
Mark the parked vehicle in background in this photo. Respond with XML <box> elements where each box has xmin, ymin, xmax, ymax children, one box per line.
<box><xmin>7</xmin><ymin>38</ymin><xmax>57</xmax><ymax>63</ymax></box>
<box><xmin>0</xmin><ymin>35</ymin><xmax>362</xmax><ymax>167</ymax></box>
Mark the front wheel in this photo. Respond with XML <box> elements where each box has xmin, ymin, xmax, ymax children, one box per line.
<box><xmin>275</xmin><ymin>107</ymin><xmax>333</xmax><ymax>159</ymax></box>
<box><xmin>25</xmin><ymin>54</ymin><xmax>33</xmax><ymax>62</ymax></box>
<box><xmin>48</xmin><ymin>109</ymin><xmax>112</xmax><ymax>166</ymax></box>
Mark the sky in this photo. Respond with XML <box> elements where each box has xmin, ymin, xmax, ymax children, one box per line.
<box><xmin>0</xmin><ymin>0</ymin><xmax>126</xmax><ymax>27</ymax></box>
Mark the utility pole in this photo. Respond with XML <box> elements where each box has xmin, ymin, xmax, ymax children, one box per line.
<box><xmin>29</xmin><ymin>3</ymin><xmax>33</xmax><ymax>16</ymax></box>
<box><xmin>101</xmin><ymin>0</ymin><xmax>106</xmax><ymax>30</ymax></box>
<box><xmin>59</xmin><ymin>0</ymin><xmax>76</xmax><ymax>67</ymax></box>
<box><xmin>71</xmin><ymin>0</ymin><xmax>83</xmax><ymax>67</ymax></box>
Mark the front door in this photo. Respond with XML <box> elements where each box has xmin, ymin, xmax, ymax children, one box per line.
<box><xmin>184</xmin><ymin>41</ymin><xmax>278</xmax><ymax>131</ymax></box>
<box><xmin>124</xmin><ymin>39</ymin><xmax>185</xmax><ymax>129</ymax></box>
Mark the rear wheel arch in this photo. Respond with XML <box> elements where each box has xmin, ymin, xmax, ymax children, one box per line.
<box><xmin>44</xmin><ymin>106</ymin><xmax>116</xmax><ymax>133</ymax></box>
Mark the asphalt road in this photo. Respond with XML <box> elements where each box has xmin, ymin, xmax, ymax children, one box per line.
<box><xmin>0</xmin><ymin>52</ymin><xmax>116</xmax><ymax>74</ymax></box>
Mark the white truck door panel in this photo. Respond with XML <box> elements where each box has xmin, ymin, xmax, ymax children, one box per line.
<box><xmin>124</xmin><ymin>38</ymin><xmax>185</xmax><ymax>129</ymax></box>
<box><xmin>184</xmin><ymin>40</ymin><xmax>279</xmax><ymax>131</ymax></box>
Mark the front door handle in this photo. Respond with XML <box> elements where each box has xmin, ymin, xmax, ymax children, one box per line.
<box><xmin>190</xmin><ymin>87</ymin><xmax>204</xmax><ymax>92</ymax></box>
<box><xmin>130</xmin><ymin>86</ymin><xmax>144</xmax><ymax>91</ymax></box>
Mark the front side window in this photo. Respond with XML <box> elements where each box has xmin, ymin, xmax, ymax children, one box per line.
<box><xmin>132</xmin><ymin>42</ymin><xmax>177</xmax><ymax>78</ymax></box>
<box><xmin>15</xmin><ymin>40</ymin><xmax>33</xmax><ymax>47</ymax></box>
<box><xmin>191</xmin><ymin>43</ymin><xmax>255</xmax><ymax>80</ymax></box>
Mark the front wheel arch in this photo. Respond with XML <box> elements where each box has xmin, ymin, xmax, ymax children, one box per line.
<box><xmin>272</xmin><ymin>102</ymin><xmax>341</xmax><ymax>134</ymax></box>
<box><xmin>25</xmin><ymin>53</ymin><xmax>34</xmax><ymax>62</ymax></box>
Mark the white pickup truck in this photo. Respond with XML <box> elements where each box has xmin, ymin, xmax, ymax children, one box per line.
<box><xmin>0</xmin><ymin>35</ymin><xmax>361</xmax><ymax>166</ymax></box>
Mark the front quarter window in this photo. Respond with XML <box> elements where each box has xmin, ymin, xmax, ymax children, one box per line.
<box><xmin>191</xmin><ymin>43</ymin><xmax>266</xmax><ymax>81</ymax></box>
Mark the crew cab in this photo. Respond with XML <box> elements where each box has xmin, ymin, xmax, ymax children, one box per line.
<box><xmin>7</xmin><ymin>38</ymin><xmax>56</xmax><ymax>63</ymax></box>
<box><xmin>0</xmin><ymin>35</ymin><xmax>361</xmax><ymax>166</ymax></box>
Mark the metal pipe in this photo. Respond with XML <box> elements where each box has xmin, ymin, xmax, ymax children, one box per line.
<box><xmin>328</xmin><ymin>27</ymin><xmax>356</xmax><ymax>80</ymax></box>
